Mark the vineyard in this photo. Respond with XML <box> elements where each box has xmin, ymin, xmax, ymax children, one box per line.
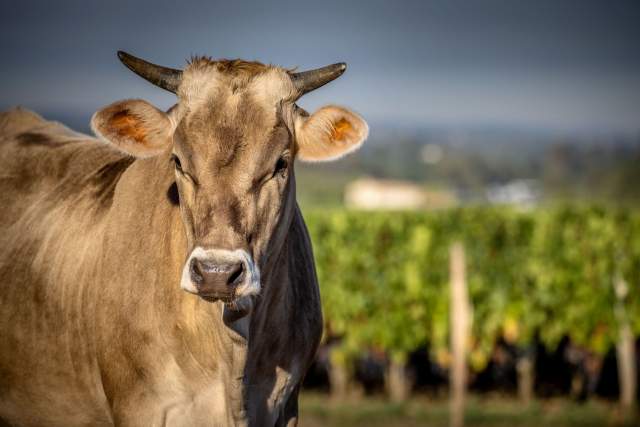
<box><xmin>303</xmin><ymin>206</ymin><xmax>640</xmax><ymax>406</ymax></box>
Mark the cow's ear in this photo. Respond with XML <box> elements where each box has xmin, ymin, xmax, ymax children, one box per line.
<box><xmin>295</xmin><ymin>105</ymin><xmax>368</xmax><ymax>162</ymax></box>
<box><xmin>91</xmin><ymin>99</ymin><xmax>173</xmax><ymax>158</ymax></box>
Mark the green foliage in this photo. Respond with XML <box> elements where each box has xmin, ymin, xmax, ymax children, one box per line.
<box><xmin>304</xmin><ymin>206</ymin><xmax>640</xmax><ymax>370</ymax></box>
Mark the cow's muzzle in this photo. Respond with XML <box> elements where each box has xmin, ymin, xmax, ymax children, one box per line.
<box><xmin>190</xmin><ymin>257</ymin><xmax>244</xmax><ymax>297</ymax></box>
<box><xmin>180</xmin><ymin>247</ymin><xmax>261</xmax><ymax>302</ymax></box>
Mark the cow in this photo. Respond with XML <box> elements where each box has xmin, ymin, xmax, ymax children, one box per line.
<box><xmin>0</xmin><ymin>51</ymin><xmax>368</xmax><ymax>426</ymax></box>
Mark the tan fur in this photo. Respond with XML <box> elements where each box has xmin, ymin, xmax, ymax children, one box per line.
<box><xmin>295</xmin><ymin>105</ymin><xmax>368</xmax><ymax>162</ymax></box>
<box><xmin>0</xmin><ymin>56</ymin><xmax>366</xmax><ymax>427</ymax></box>
<box><xmin>0</xmin><ymin>107</ymin><xmax>45</xmax><ymax>135</ymax></box>
<box><xmin>91</xmin><ymin>99</ymin><xmax>173</xmax><ymax>158</ymax></box>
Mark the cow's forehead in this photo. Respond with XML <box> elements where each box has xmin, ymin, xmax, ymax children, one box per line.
<box><xmin>172</xmin><ymin>60</ymin><xmax>294</xmax><ymax>173</ymax></box>
<box><xmin>177</xmin><ymin>59</ymin><xmax>297</xmax><ymax>115</ymax></box>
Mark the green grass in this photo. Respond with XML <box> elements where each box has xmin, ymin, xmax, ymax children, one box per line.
<box><xmin>299</xmin><ymin>393</ymin><xmax>639</xmax><ymax>427</ymax></box>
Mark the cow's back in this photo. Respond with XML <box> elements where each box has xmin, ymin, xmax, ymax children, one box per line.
<box><xmin>0</xmin><ymin>108</ymin><xmax>125</xmax><ymax>426</ymax></box>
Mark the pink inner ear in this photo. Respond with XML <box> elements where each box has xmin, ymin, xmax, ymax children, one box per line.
<box><xmin>109</xmin><ymin>110</ymin><xmax>148</xmax><ymax>145</ymax></box>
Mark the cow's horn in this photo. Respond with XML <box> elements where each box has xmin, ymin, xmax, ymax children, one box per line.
<box><xmin>117</xmin><ymin>51</ymin><xmax>183</xmax><ymax>94</ymax></box>
<box><xmin>291</xmin><ymin>63</ymin><xmax>346</xmax><ymax>97</ymax></box>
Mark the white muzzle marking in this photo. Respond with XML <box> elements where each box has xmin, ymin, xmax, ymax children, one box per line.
<box><xmin>180</xmin><ymin>247</ymin><xmax>261</xmax><ymax>298</ymax></box>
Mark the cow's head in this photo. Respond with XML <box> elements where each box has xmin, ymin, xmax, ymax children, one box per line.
<box><xmin>92</xmin><ymin>52</ymin><xmax>367</xmax><ymax>307</ymax></box>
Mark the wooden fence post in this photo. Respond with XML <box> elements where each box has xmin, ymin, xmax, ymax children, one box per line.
<box><xmin>386</xmin><ymin>356</ymin><xmax>410</xmax><ymax>402</ymax></box>
<box><xmin>516</xmin><ymin>354</ymin><xmax>534</xmax><ymax>405</ymax></box>
<box><xmin>450</xmin><ymin>242</ymin><xmax>470</xmax><ymax>427</ymax></box>
<box><xmin>614</xmin><ymin>276</ymin><xmax>637</xmax><ymax>410</ymax></box>
<box><xmin>329</xmin><ymin>364</ymin><xmax>348</xmax><ymax>400</ymax></box>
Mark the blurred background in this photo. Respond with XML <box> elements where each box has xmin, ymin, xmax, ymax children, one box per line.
<box><xmin>2</xmin><ymin>1</ymin><xmax>639</xmax><ymax>426</ymax></box>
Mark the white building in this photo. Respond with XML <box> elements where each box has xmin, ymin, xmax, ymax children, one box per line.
<box><xmin>344</xmin><ymin>177</ymin><xmax>456</xmax><ymax>210</ymax></box>
<box><xmin>486</xmin><ymin>179</ymin><xmax>540</xmax><ymax>207</ymax></box>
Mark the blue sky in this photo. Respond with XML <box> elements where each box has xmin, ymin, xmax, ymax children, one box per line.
<box><xmin>1</xmin><ymin>0</ymin><xmax>639</xmax><ymax>133</ymax></box>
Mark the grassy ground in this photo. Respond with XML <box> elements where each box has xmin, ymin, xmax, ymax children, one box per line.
<box><xmin>299</xmin><ymin>393</ymin><xmax>639</xmax><ymax>427</ymax></box>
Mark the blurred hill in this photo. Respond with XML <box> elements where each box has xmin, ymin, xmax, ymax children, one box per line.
<box><xmin>296</xmin><ymin>124</ymin><xmax>640</xmax><ymax>209</ymax></box>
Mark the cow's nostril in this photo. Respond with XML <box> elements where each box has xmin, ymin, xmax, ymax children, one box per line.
<box><xmin>190</xmin><ymin>258</ymin><xmax>204</xmax><ymax>285</ymax></box>
<box><xmin>189</xmin><ymin>256</ymin><xmax>246</xmax><ymax>293</ymax></box>
<box><xmin>227</xmin><ymin>263</ymin><xmax>244</xmax><ymax>287</ymax></box>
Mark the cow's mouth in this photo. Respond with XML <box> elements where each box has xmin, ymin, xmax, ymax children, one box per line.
<box><xmin>198</xmin><ymin>289</ymin><xmax>255</xmax><ymax>326</ymax></box>
<box><xmin>198</xmin><ymin>292</ymin><xmax>236</xmax><ymax>304</ymax></box>
<box><xmin>198</xmin><ymin>291</ymin><xmax>253</xmax><ymax>313</ymax></box>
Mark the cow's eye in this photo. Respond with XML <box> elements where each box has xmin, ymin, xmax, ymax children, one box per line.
<box><xmin>171</xmin><ymin>154</ymin><xmax>183</xmax><ymax>173</ymax></box>
<box><xmin>274</xmin><ymin>155</ymin><xmax>288</xmax><ymax>178</ymax></box>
